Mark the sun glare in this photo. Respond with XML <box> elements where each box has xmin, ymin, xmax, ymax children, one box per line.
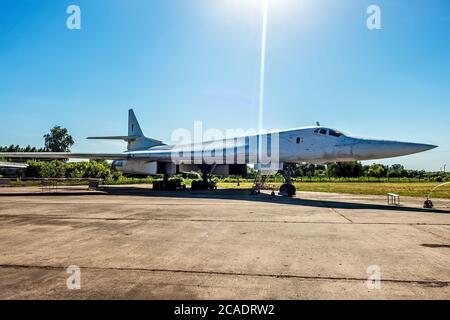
<box><xmin>206</xmin><ymin>0</ymin><xmax>312</xmax><ymax>132</ymax></box>
<box><xmin>217</xmin><ymin>0</ymin><xmax>308</xmax><ymax>19</ymax></box>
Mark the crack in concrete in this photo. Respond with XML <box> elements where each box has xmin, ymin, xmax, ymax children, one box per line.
<box><xmin>0</xmin><ymin>214</ymin><xmax>449</xmax><ymax>226</ymax></box>
<box><xmin>330</xmin><ymin>208</ymin><xmax>353</xmax><ymax>223</ymax></box>
<box><xmin>0</xmin><ymin>264</ymin><xmax>448</xmax><ymax>287</ymax></box>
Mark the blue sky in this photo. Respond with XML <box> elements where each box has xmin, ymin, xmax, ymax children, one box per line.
<box><xmin>0</xmin><ymin>0</ymin><xmax>449</xmax><ymax>170</ymax></box>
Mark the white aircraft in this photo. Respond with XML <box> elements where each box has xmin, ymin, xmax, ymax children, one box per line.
<box><xmin>0</xmin><ymin>109</ymin><xmax>437</xmax><ymax>196</ymax></box>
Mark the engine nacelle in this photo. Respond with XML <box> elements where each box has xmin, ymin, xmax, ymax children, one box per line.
<box><xmin>112</xmin><ymin>160</ymin><xmax>176</xmax><ymax>176</ymax></box>
<box><xmin>112</xmin><ymin>161</ymin><xmax>247</xmax><ymax>177</ymax></box>
<box><xmin>254</xmin><ymin>163</ymin><xmax>283</xmax><ymax>176</ymax></box>
<box><xmin>178</xmin><ymin>164</ymin><xmax>247</xmax><ymax>176</ymax></box>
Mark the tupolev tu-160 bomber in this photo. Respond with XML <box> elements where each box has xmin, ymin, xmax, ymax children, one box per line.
<box><xmin>0</xmin><ymin>108</ymin><xmax>437</xmax><ymax>197</ymax></box>
<box><xmin>0</xmin><ymin>0</ymin><xmax>449</xmax><ymax>312</ymax></box>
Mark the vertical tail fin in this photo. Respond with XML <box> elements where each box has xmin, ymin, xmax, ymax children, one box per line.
<box><xmin>127</xmin><ymin>109</ymin><xmax>165</xmax><ymax>151</ymax></box>
<box><xmin>128</xmin><ymin>109</ymin><xmax>144</xmax><ymax>137</ymax></box>
<box><xmin>87</xmin><ymin>109</ymin><xmax>165</xmax><ymax>151</ymax></box>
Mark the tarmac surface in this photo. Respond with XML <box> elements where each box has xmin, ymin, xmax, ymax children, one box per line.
<box><xmin>0</xmin><ymin>185</ymin><xmax>449</xmax><ymax>299</ymax></box>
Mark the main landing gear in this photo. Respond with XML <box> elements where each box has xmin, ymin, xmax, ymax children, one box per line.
<box><xmin>279</xmin><ymin>165</ymin><xmax>296</xmax><ymax>197</ymax></box>
<box><xmin>152</xmin><ymin>175</ymin><xmax>186</xmax><ymax>191</ymax></box>
<box><xmin>191</xmin><ymin>167</ymin><xmax>217</xmax><ymax>190</ymax></box>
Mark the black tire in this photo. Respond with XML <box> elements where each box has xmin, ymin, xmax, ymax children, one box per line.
<box><xmin>280</xmin><ymin>184</ymin><xmax>296</xmax><ymax>197</ymax></box>
<box><xmin>287</xmin><ymin>184</ymin><xmax>296</xmax><ymax>197</ymax></box>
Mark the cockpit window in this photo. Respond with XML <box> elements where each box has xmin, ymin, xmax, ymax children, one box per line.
<box><xmin>329</xmin><ymin>129</ymin><xmax>342</xmax><ymax>137</ymax></box>
<box><xmin>315</xmin><ymin>128</ymin><xmax>344</xmax><ymax>137</ymax></box>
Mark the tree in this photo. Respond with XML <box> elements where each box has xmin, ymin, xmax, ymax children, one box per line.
<box><xmin>387</xmin><ymin>170</ymin><xmax>398</xmax><ymax>178</ymax></box>
<box><xmin>367</xmin><ymin>164</ymin><xmax>387</xmax><ymax>179</ymax></box>
<box><xmin>390</xmin><ymin>164</ymin><xmax>404</xmax><ymax>172</ymax></box>
<box><xmin>387</xmin><ymin>164</ymin><xmax>409</xmax><ymax>178</ymax></box>
<box><xmin>0</xmin><ymin>145</ymin><xmax>46</xmax><ymax>153</ymax></box>
<box><xmin>293</xmin><ymin>164</ymin><xmax>312</xmax><ymax>177</ymax></box>
<box><xmin>44</xmin><ymin>126</ymin><xmax>74</xmax><ymax>152</ymax></box>
<box><xmin>327</xmin><ymin>162</ymin><xmax>363</xmax><ymax>178</ymax></box>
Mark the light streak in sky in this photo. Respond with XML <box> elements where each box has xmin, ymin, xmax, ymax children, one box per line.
<box><xmin>258</xmin><ymin>0</ymin><xmax>269</xmax><ymax>134</ymax></box>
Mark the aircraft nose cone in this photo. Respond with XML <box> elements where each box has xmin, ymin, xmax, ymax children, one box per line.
<box><xmin>407</xmin><ymin>143</ymin><xmax>438</xmax><ymax>153</ymax></box>
<box><xmin>351</xmin><ymin>139</ymin><xmax>437</xmax><ymax>160</ymax></box>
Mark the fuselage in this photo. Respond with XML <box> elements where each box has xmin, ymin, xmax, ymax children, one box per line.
<box><xmin>0</xmin><ymin>108</ymin><xmax>437</xmax><ymax>178</ymax></box>
<box><xmin>118</xmin><ymin>126</ymin><xmax>437</xmax><ymax>166</ymax></box>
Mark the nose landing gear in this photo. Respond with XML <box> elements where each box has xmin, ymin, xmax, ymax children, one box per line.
<box><xmin>279</xmin><ymin>183</ymin><xmax>296</xmax><ymax>197</ymax></box>
<box><xmin>279</xmin><ymin>164</ymin><xmax>296</xmax><ymax>197</ymax></box>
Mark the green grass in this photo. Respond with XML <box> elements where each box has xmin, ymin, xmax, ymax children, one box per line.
<box><xmin>6</xmin><ymin>177</ymin><xmax>450</xmax><ymax>199</ymax></box>
<box><xmin>10</xmin><ymin>179</ymin><xmax>91</xmax><ymax>187</ymax></box>
<box><xmin>218</xmin><ymin>182</ymin><xmax>450</xmax><ymax>199</ymax></box>
<box><xmin>103</xmin><ymin>177</ymin><xmax>155</xmax><ymax>185</ymax></box>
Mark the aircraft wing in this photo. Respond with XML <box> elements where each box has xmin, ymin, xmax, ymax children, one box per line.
<box><xmin>0</xmin><ymin>161</ymin><xmax>28</xmax><ymax>168</ymax></box>
<box><xmin>0</xmin><ymin>152</ymin><xmax>130</xmax><ymax>160</ymax></box>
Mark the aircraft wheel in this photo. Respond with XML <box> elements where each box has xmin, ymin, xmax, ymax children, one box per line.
<box><xmin>288</xmin><ymin>184</ymin><xmax>296</xmax><ymax>196</ymax></box>
<box><xmin>208</xmin><ymin>181</ymin><xmax>217</xmax><ymax>190</ymax></box>
<box><xmin>280</xmin><ymin>184</ymin><xmax>296</xmax><ymax>197</ymax></box>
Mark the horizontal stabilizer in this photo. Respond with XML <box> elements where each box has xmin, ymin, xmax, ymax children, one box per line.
<box><xmin>87</xmin><ymin>136</ymin><xmax>140</xmax><ymax>141</ymax></box>
<box><xmin>86</xmin><ymin>109</ymin><xmax>165</xmax><ymax>151</ymax></box>
<box><xmin>87</xmin><ymin>135</ymin><xmax>164</xmax><ymax>147</ymax></box>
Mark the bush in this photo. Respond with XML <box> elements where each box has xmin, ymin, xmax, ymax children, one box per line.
<box><xmin>387</xmin><ymin>171</ymin><xmax>398</xmax><ymax>178</ymax></box>
<box><xmin>24</xmin><ymin>160</ymin><xmax>113</xmax><ymax>179</ymax></box>
<box><xmin>432</xmin><ymin>176</ymin><xmax>444</xmax><ymax>183</ymax></box>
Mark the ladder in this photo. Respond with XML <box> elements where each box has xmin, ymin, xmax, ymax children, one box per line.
<box><xmin>251</xmin><ymin>173</ymin><xmax>268</xmax><ymax>194</ymax></box>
